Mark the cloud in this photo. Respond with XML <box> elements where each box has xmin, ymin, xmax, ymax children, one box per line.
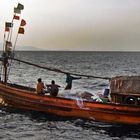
<box><xmin>1</xmin><ymin>0</ymin><xmax>140</xmax><ymax>51</ymax></box>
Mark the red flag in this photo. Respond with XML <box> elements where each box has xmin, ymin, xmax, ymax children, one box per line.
<box><xmin>13</xmin><ymin>15</ymin><xmax>20</xmax><ymax>20</ymax></box>
<box><xmin>5</xmin><ymin>27</ymin><xmax>10</xmax><ymax>32</ymax></box>
<box><xmin>18</xmin><ymin>27</ymin><xmax>24</xmax><ymax>34</ymax></box>
<box><xmin>20</xmin><ymin>19</ymin><xmax>26</xmax><ymax>26</ymax></box>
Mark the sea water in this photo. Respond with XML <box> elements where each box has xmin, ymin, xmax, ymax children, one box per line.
<box><xmin>0</xmin><ymin>51</ymin><xmax>140</xmax><ymax>140</ymax></box>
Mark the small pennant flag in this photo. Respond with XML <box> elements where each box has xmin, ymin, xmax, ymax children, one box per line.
<box><xmin>13</xmin><ymin>15</ymin><xmax>20</xmax><ymax>20</ymax></box>
<box><xmin>14</xmin><ymin>7</ymin><xmax>21</xmax><ymax>14</ymax></box>
<box><xmin>17</xmin><ymin>3</ymin><xmax>24</xmax><ymax>10</ymax></box>
<box><xmin>5</xmin><ymin>22</ymin><xmax>13</xmax><ymax>27</ymax></box>
<box><xmin>18</xmin><ymin>27</ymin><xmax>25</xmax><ymax>34</ymax></box>
<box><xmin>20</xmin><ymin>19</ymin><xmax>26</xmax><ymax>26</ymax></box>
<box><xmin>6</xmin><ymin>41</ymin><xmax>12</xmax><ymax>47</ymax></box>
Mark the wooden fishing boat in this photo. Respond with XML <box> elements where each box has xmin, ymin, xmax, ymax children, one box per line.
<box><xmin>0</xmin><ymin>79</ymin><xmax>140</xmax><ymax>125</ymax></box>
<box><xmin>0</xmin><ymin>4</ymin><xmax>140</xmax><ymax>125</ymax></box>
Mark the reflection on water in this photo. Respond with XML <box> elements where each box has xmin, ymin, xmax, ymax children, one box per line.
<box><xmin>0</xmin><ymin>108</ymin><xmax>140</xmax><ymax>140</ymax></box>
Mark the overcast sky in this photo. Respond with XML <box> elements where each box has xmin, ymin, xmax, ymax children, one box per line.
<box><xmin>0</xmin><ymin>0</ymin><xmax>140</xmax><ymax>51</ymax></box>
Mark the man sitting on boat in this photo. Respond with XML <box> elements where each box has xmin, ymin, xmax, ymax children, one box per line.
<box><xmin>46</xmin><ymin>80</ymin><xmax>60</xmax><ymax>97</ymax></box>
<box><xmin>36</xmin><ymin>78</ymin><xmax>46</xmax><ymax>95</ymax></box>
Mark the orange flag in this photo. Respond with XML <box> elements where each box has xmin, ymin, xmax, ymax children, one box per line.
<box><xmin>18</xmin><ymin>27</ymin><xmax>24</xmax><ymax>34</ymax></box>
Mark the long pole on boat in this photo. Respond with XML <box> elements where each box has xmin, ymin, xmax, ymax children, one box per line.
<box><xmin>0</xmin><ymin>32</ymin><xmax>6</xmax><ymax>80</ymax></box>
<box><xmin>3</xmin><ymin>20</ymin><xmax>14</xmax><ymax>84</ymax></box>
<box><xmin>1</xmin><ymin>3</ymin><xmax>24</xmax><ymax>84</ymax></box>
<box><xmin>2</xmin><ymin>15</ymin><xmax>14</xmax><ymax>84</ymax></box>
<box><xmin>3</xmin><ymin>56</ymin><xmax>8</xmax><ymax>83</ymax></box>
<box><xmin>9</xmin><ymin>58</ymin><xmax>111</xmax><ymax>80</ymax></box>
<box><xmin>2</xmin><ymin>40</ymin><xmax>9</xmax><ymax>83</ymax></box>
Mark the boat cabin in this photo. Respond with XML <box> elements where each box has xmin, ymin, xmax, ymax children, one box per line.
<box><xmin>110</xmin><ymin>76</ymin><xmax>140</xmax><ymax>105</ymax></box>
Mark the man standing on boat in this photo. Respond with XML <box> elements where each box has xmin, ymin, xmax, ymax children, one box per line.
<box><xmin>65</xmin><ymin>73</ymin><xmax>81</xmax><ymax>90</ymax></box>
<box><xmin>36</xmin><ymin>78</ymin><xmax>45</xmax><ymax>95</ymax></box>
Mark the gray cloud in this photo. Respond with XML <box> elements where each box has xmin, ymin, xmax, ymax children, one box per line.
<box><xmin>1</xmin><ymin>0</ymin><xmax>140</xmax><ymax>51</ymax></box>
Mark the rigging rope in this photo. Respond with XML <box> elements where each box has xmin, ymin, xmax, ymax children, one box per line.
<box><xmin>7</xmin><ymin>57</ymin><xmax>111</xmax><ymax>80</ymax></box>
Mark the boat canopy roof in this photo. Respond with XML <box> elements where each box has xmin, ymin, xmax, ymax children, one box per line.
<box><xmin>110</xmin><ymin>76</ymin><xmax>140</xmax><ymax>96</ymax></box>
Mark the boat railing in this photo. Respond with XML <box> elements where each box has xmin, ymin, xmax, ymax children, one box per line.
<box><xmin>7</xmin><ymin>83</ymin><xmax>36</xmax><ymax>92</ymax></box>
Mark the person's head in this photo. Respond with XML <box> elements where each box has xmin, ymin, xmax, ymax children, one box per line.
<box><xmin>51</xmin><ymin>80</ymin><xmax>55</xmax><ymax>84</ymax></box>
<box><xmin>38</xmin><ymin>78</ymin><xmax>42</xmax><ymax>82</ymax></box>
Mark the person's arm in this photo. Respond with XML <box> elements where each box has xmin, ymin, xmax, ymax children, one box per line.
<box><xmin>46</xmin><ymin>84</ymin><xmax>51</xmax><ymax>87</ymax></box>
<box><xmin>56</xmin><ymin>84</ymin><xmax>61</xmax><ymax>88</ymax></box>
<box><xmin>72</xmin><ymin>76</ymin><xmax>81</xmax><ymax>80</ymax></box>
<box><xmin>42</xmin><ymin>82</ymin><xmax>45</xmax><ymax>88</ymax></box>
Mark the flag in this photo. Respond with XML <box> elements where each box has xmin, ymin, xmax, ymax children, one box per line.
<box><xmin>20</xmin><ymin>19</ymin><xmax>26</xmax><ymax>26</ymax></box>
<box><xmin>18</xmin><ymin>27</ymin><xmax>24</xmax><ymax>34</ymax></box>
<box><xmin>5</xmin><ymin>27</ymin><xmax>10</xmax><ymax>32</ymax></box>
<box><xmin>17</xmin><ymin>3</ymin><xmax>24</xmax><ymax>10</ymax></box>
<box><xmin>6</xmin><ymin>41</ymin><xmax>12</xmax><ymax>47</ymax></box>
<box><xmin>6</xmin><ymin>41</ymin><xmax>12</xmax><ymax>54</ymax></box>
<box><xmin>13</xmin><ymin>15</ymin><xmax>20</xmax><ymax>20</ymax></box>
<box><xmin>5</xmin><ymin>22</ymin><xmax>13</xmax><ymax>27</ymax></box>
<box><xmin>14</xmin><ymin>7</ymin><xmax>21</xmax><ymax>14</ymax></box>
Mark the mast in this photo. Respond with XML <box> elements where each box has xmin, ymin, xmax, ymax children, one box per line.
<box><xmin>2</xmin><ymin>42</ymin><xmax>11</xmax><ymax>83</ymax></box>
<box><xmin>1</xmin><ymin>3</ymin><xmax>25</xmax><ymax>84</ymax></box>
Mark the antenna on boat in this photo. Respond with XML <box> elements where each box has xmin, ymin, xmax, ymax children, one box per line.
<box><xmin>1</xmin><ymin>3</ymin><xmax>25</xmax><ymax>84</ymax></box>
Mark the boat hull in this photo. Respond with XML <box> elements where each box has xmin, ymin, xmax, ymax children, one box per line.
<box><xmin>0</xmin><ymin>83</ymin><xmax>140</xmax><ymax>124</ymax></box>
